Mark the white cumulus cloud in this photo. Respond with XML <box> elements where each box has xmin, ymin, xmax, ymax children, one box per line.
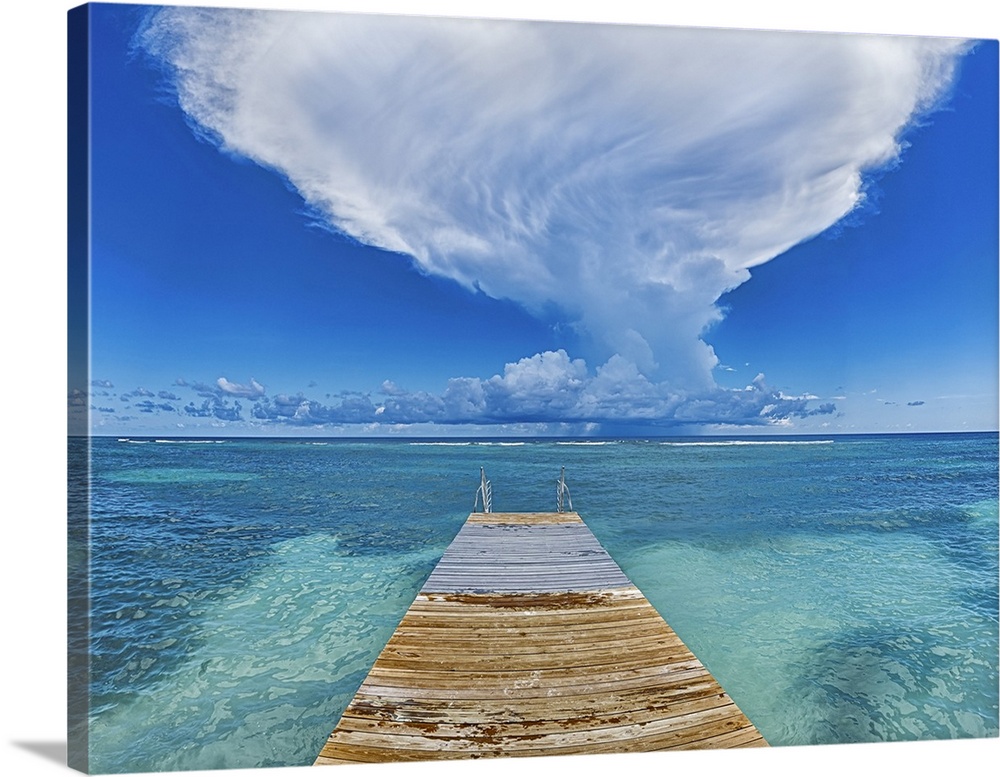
<box><xmin>140</xmin><ymin>9</ymin><xmax>967</xmax><ymax>394</ymax></box>
<box><xmin>217</xmin><ymin>377</ymin><xmax>266</xmax><ymax>398</ymax></box>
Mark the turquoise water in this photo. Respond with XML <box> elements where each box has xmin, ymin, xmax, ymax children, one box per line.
<box><xmin>75</xmin><ymin>434</ymin><xmax>998</xmax><ymax>772</ymax></box>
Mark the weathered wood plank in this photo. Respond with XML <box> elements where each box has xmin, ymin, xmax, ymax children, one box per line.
<box><xmin>339</xmin><ymin>692</ymin><xmax>736</xmax><ymax>734</ymax></box>
<box><xmin>369</xmin><ymin>642</ymin><xmax>701</xmax><ymax>673</ymax></box>
<box><xmin>354</xmin><ymin>666</ymin><xmax>715</xmax><ymax>703</ymax></box>
<box><xmin>323</xmin><ymin>705</ymin><xmax>751</xmax><ymax>755</ymax></box>
<box><xmin>361</xmin><ymin>661</ymin><xmax>714</xmax><ymax>690</ymax></box>
<box><xmin>465</xmin><ymin>512</ymin><xmax>584</xmax><ymax>525</ymax></box>
<box><xmin>386</xmin><ymin>621</ymin><xmax>679</xmax><ymax>647</ymax></box>
<box><xmin>333</xmin><ymin>699</ymin><xmax>744</xmax><ymax>743</ymax></box>
<box><xmin>347</xmin><ymin>680</ymin><xmax>726</xmax><ymax>714</ymax></box>
<box><xmin>353</xmin><ymin>673</ymin><xmax>714</xmax><ymax>705</ymax></box>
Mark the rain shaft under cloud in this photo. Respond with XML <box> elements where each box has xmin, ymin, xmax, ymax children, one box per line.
<box><xmin>137</xmin><ymin>9</ymin><xmax>968</xmax><ymax>426</ymax></box>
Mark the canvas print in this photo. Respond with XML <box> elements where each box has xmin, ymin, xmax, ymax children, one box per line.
<box><xmin>67</xmin><ymin>2</ymin><xmax>999</xmax><ymax>774</ymax></box>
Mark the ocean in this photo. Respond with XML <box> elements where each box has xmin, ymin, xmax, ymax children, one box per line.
<box><xmin>71</xmin><ymin>433</ymin><xmax>998</xmax><ymax>773</ymax></box>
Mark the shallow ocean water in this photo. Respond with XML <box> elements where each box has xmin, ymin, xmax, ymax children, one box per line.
<box><xmin>77</xmin><ymin>433</ymin><xmax>998</xmax><ymax>772</ymax></box>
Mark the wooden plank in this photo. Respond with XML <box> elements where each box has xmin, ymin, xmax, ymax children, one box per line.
<box><xmin>349</xmin><ymin>678</ymin><xmax>725</xmax><ymax>711</ymax></box>
<box><xmin>333</xmin><ymin>699</ymin><xmax>744</xmax><ymax>742</ymax></box>
<box><xmin>386</xmin><ymin>621</ymin><xmax>678</xmax><ymax>647</ymax></box>
<box><xmin>322</xmin><ymin>706</ymin><xmax>751</xmax><ymax>756</ymax></box>
<box><xmin>353</xmin><ymin>666</ymin><xmax>715</xmax><ymax>703</ymax></box>
<box><xmin>465</xmin><ymin>512</ymin><xmax>584</xmax><ymax>525</ymax></box>
<box><xmin>361</xmin><ymin>661</ymin><xmax>714</xmax><ymax>690</ymax></box>
<box><xmin>367</xmin><ymin>635</ymin><xmax>701</xmax><ymax>671</ymax></box>
<box><xmin>313</xmin><ymin>511</ymin><xmax>767</xmax><ymax>765</ymax></box>
<box><xmin>381</xmin><ymin>634</ymin><xmax>689</xmax><ymax>658</ymax></box>
<box><xmin>345</xmin><ymin>686</ymin><xmax>718</xmax><ymax>713</ymax></box>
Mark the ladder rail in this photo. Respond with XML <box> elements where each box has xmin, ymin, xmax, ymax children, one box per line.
<box><xmin>556</xmin><ymin>466</ymin><xmax>573</xmax><ymax>513</ymax></box>
<box><xmin>474</xmin><ymin>467</ymin><xmax>493</xmax><ymax>513</ymax></box>
<box><xmin>474</xmin><ymin>467</ymin><xmax>572</xmax><ymax>513</ymax></box>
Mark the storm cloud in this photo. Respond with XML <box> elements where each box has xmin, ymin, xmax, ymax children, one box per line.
<box><xmin>139</xmin><ymin>10</ymin><xmax>965</xmax><ymax>393</ymax></box>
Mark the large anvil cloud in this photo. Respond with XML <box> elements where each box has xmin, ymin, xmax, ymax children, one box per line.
<box><xmin>140</xmin><ymin>9</ymin><xmax>966</xmax><ymax>395</ymax></box>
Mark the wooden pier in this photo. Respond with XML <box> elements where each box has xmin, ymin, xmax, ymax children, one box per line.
<box><xmin>315</xmin><ymin>509</ymin><xmax>767</xmax><ymax>764</ymax></box>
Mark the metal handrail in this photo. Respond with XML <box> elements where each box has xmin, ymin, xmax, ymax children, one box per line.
<box><xmin>556</xmin><ymin>467</ymin><xmax>573</xmax><ymax>512</ymax></box>
<box><xmin>474</xmin><ymin>467</ymin><xmax>493</xmax><ymax>513</ymax></box>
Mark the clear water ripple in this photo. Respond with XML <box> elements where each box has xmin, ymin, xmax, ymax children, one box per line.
<box><xmin>81</xmin><ymin>433</ymin><xmax>998</xmax><ymax>771</ymax></box>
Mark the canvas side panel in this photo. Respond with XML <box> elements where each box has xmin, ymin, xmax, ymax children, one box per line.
<box><xmin>67</xmin><ymin>3</ymin><xmax>92</xmax><ymax>773</ymax></box>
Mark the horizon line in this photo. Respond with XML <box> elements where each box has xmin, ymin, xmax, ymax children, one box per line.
<box><xmin>74</xmin><ymin>429</ymin><xmax>1000</xmax><ymax>440</ymax></box>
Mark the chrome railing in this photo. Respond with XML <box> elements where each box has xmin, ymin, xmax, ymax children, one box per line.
<box><xmin>474</xmin><ymin>467</ymin><xmax>572</xmax><ymax>513</ymax></box>
<box><xmin>556</xmin><ymin>466</ymin><xmax>573</xmax><ymax>512</ymax></box>
<box><xmin>474</xmin><ymin>467</ymin><xmax>493</xmax><ymax>513</ymax></box>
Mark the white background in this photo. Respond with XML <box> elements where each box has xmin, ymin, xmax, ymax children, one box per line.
<box><xmin>1</xmin><ymin>2</ymin><xmax>997</xmax><ymax>776</ymax></box>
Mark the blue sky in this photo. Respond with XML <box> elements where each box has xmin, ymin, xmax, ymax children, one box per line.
<box><xmin>76</xmin><ymin>3</ymin><xmax>998</xmax><ymax>437</ymax></box>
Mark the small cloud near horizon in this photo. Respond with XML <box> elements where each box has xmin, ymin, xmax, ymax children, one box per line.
<box><xmin>217</xmin><ymin>377</ymin><xmax>266</xmax><ymax>399</ymax></box>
